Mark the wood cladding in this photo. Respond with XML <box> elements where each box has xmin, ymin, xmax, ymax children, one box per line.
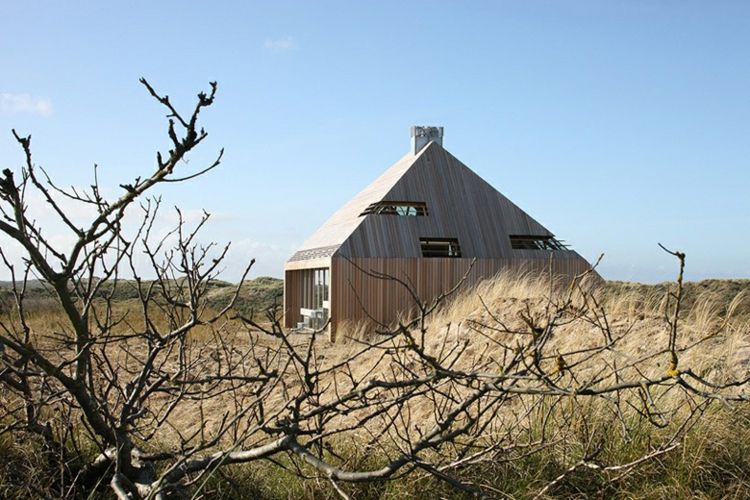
<box><xmin>283</xmin><ymin>139</ymin><xmax>600</xmax><ymax>340</ymax></box>
<box><xmin>326</xmin><ymin>255</ymin><xmax>593</xmax><ymax>340</ymax></box>
<box><xmin>283</xmin><ymin>269</ymin><xmax>303</xmax><ymax>328</ymax></box>
<box><xmin>336</xmin><ymin>143</ymin><xmax>553</xmax><ymax>259</ymax></box>
<box><xmin>289</xmin><ymin>142</ymin><xmax>561</xmax><ymax>261</ymax></box>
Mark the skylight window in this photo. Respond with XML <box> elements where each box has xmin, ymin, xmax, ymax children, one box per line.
<box><xmin>360</xmin><ymin>201</ymin><xmax>428</xmax><ymax>217</ymax></box>
<box><xmin>509</xmin><ymin>235</ymin><xmax>569</xmax><ymax>251</ymax></box>
<box><xmin>420</xmin><ymin>238</ymin><xmax>462</xmax><ymax>258</ymax></box>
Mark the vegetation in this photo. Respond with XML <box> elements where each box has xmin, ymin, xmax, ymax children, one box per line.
<box><xmin>1</xmin><ymin>273</ymin><xmax>749</xmax><ymax>498</ymax></box>
<box><xmin>0</xmin><ymin>276</ymin><xmax>283</xmax><ymax>317</ymax></box>
<box><xmin>0</xmin><ymin>80</ymin><xmax>747</xmax><ymax>499</ymax></box>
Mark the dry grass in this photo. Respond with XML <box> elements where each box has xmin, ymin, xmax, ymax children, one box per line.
<box><xmin>327</xmin><ymin>271</ymin><xmax>749</xmax><ymax>409</ymax></box>
<box><xmin>2</xmin><ymin>273</ymin><xmax>749</xmax><ymax>498</ymax></box>
<box><xmin>307</xmin><ymin>272</ymin><xmax>750</xmax><ymax>498</ymax></box>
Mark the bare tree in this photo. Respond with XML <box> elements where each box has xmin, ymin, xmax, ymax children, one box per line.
<box><xmin>0</xmin><ymin>80</ymin><xmax>748</xmax><ymax>499</ymax></box>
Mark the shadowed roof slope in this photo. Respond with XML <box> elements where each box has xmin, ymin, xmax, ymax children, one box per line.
<box><xmin>336</xmin><ymin>142</ymin><xmax>553</xmax><ymax>258</ymax></box>
<box><xmin>288</xmin><ymin>140</ymin><xmax>568</xmax><ymax>262</ymax></box>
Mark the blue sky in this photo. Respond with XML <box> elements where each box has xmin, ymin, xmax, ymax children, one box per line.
<box><xmin>1</xmin><ymin>1</ymin><xmax>748</xmax><ymax>283</ymax></box>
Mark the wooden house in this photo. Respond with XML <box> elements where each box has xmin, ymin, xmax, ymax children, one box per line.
<box><xmin>284</xmin><ymin>127</ymin><xmax>597</xmax><ymax>340</ymax></box>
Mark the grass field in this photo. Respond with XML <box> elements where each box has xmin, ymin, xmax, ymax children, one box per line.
<box><xmin>1</xmin><ymin>274</ymin><xmax>749</xmax><ymax>498</ymax></box>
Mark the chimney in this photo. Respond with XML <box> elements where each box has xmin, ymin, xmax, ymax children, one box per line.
<box><xmin>410</xmin><ymin>126</ymin><xmax>443</xmax><ymax>155</ymax></box>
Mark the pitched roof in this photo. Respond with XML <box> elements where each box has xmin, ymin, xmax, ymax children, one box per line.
<box><xmin>289</xmin><ymin>146</ymin><xmax>429</xmax><ymax>259</ymax></box>
<box><xmin>288</xmin><ymin>141</ymin><xmax>563</xmax><ymax>262</ymax></box>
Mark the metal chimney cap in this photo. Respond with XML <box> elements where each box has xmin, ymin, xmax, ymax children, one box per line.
<box><xmin>410</xmin><ymin>126</ymin><xmax>443</xmax><ymax>154</ymax></box>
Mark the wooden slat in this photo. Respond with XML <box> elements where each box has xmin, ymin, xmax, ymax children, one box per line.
<box><xmin>284</xmin><ymin>140</ymin><xmax>600</xmax><ymax>340</ymax></box>
<box><xmin>283</xmin><ymin>269</ymin><xmax>303</xmax><ymax>328</ymax></box>
<box><xmin>328</xmin><ymin>254</ymin><xmax>594</xmax><ymax>340</ymax></box>
<box><xmin>337</xmin><ymin>142</ymin><xmax>554</xmax><ymax>258</ymax></box>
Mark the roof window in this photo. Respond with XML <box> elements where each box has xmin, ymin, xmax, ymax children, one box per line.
<box><xmin>420</xmin><ymin>237</ymin><xmax>462</xmax><ymax>258</ymax></box>
<box><xmin>360</xmin><ymin>201</ymin><xmax>427</xmax><ymax>217</ymax></box>
<box><xmin>509</xmin><ymin>235</ymin><xmax>569</xmax><ymax>250</ymax></box>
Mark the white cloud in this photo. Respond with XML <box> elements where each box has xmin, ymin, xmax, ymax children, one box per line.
<box><xmin>263</xmin><ymin>36</ymin><xmax>296</xmax><ymax>51</ymax></box>
<box><xmin>226</xmin><ymin>238</ymin><xmax>286</xmax><ymax>279</ymax></box>
<box><xmin>0</xmin><ymin>93</ymin><xmax>53</xmax><ymax>117</ymax></box>
<box><xmin>0</xmin><ymin>178</ymin><xmax>289</xmax><ymax>281</ymax></box>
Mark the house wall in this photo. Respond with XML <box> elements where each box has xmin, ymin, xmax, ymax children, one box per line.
<box><xmin>283</xmin><ymin>269</ymin><xmax>304</xmax><ymax>328</ymax></box>
<box><xmin>283</xmin><ymin>259</ymin><xmax>332</xmax><ymax>329</ymax></box>
<box><xmin>328</xmin><ymin>253</ymin><xmax>595</xmax><ymax>341</ymax></box>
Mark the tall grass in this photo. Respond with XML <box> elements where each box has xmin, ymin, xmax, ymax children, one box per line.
<box><xmin>3</xmin><ymin>403</ymin><xmax>747</xmax><ymax>498</ymax></box>
<box><xmin>2</xmin><ymin>274</ymin><xmax>749</xmax><ymax>498</ymax></box>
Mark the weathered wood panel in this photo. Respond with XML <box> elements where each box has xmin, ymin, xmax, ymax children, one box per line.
<box><xmin>284</xmin><ymin>139</ymin><xmax>600</xmax><ymax>339</ymax></box>
<box><xmin>283</xmin><ymin>269</ymin><xmax>303</xmax><ymax>328</ymax></box>
<box><xmin>337</xmin><ymin>142</ymin><xmax>554</xmax><ymax>258</ymax></box>
<box><xmin>329</xmin><ymin>254</ymin><xmax>594</xmax><ymax>340</ymax></box>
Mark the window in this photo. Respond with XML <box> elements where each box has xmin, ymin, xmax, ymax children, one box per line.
<box><xmin>509</xmin><ymin>235</ymin><xmax>569</xmax><ymax>251</ymax></box>
<box><xmin>300</xmin><ymin>268</ymin><xmax>329</xmax><ymax>329</ymax></box>
<box><xmin>360</xmin><ymin>201</ymin><xmax>428</xmax><ymax>217</ymax></box>
<box><xmin>420</xmin><ymin>238</ymin><xmax>462</xmax><ymax>258</ymax></box>
<box><xmin>301</xmin><ymin>268</ymin><xmax>329</xmax><ymax>310</ymax></box>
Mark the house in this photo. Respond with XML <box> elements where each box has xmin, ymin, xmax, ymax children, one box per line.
<box><xmin>284</xmin><ymin>127</ymin><xmax>597</xmax><ymax>340</ymax></box>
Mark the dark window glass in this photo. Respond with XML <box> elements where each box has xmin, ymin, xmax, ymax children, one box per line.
<box><xmin>420</xmin><ymin>238</ymin><xmax>462</xmax><ymax>258</ymax></box>
<box><xmin>299</xmin><ymin>267</ymin><xmax>330</xmax><ymax>330</ymax></box>
<box><xmin>509</xmin><ymin>235</ymin><xmax>569</xmax><ymax>250</ymax></box>
<box><xmin>360</xmin><ymin>201</ymin><xmax>428</xmax><ymax>217</ymax></box>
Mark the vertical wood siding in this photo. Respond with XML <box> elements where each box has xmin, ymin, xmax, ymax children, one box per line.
<box><xmin>329</xmin><ymin>254</ymin><xmax>594</xmax><ymax>340</ymax></box>
<box><xmin>337</xmin><ymin>142</ymin><xmax>558</xmax><ymax>258</ymax></box>
<box><xmin>284</xmin><ymin>141</ymin><xmax>600</xmax><ymax>340</ymax></box>
<box><xmin>283</xmin><ymin>270</ymin><xmax>303</xmax><ymax>328</ymax></box>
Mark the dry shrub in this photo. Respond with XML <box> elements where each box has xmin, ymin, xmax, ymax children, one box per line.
<box><xmin>1</xmin><ymin>78</ymin><xmax>748</xmax><ymax>497</ymax></box>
